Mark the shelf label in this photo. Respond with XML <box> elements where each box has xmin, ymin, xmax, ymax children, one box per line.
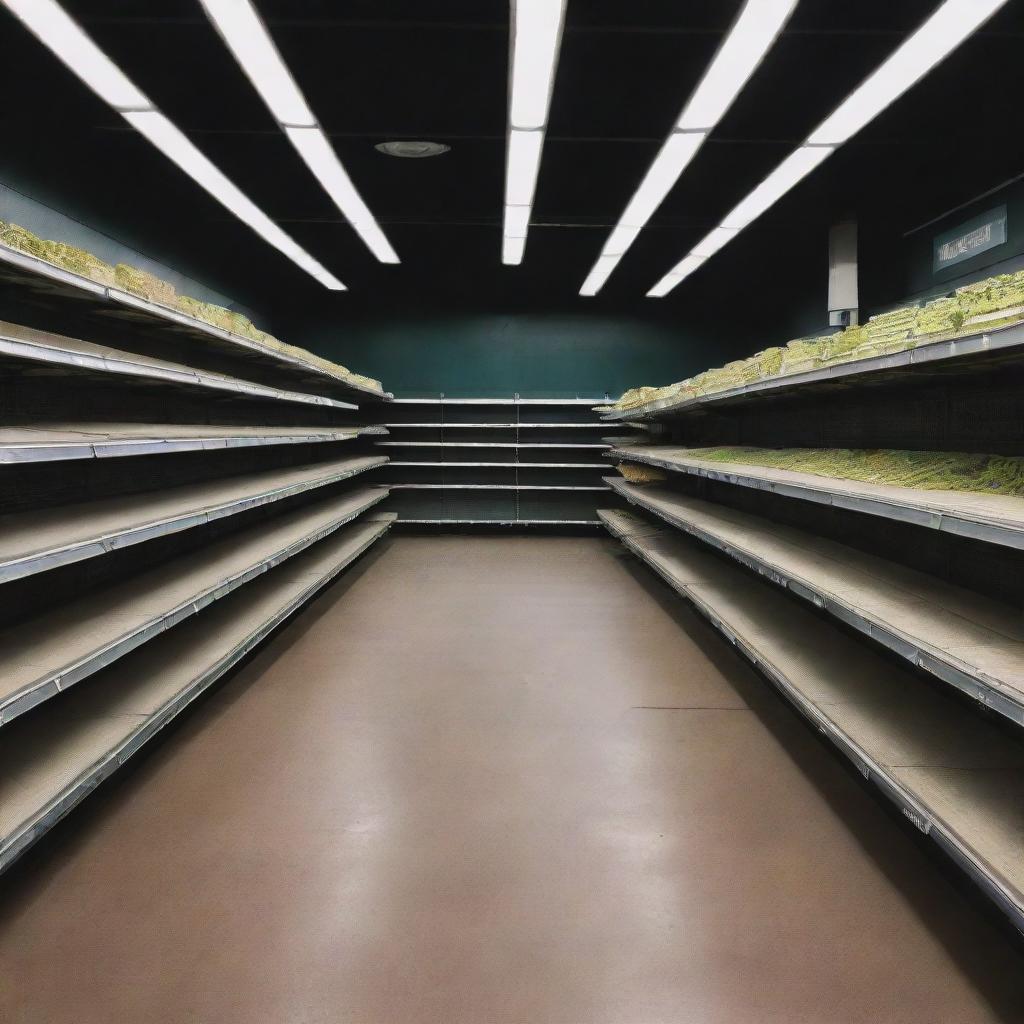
<box><xmin>933</xmin><ymin>205</ymin><xmax>1007</xmax><ymax>272</ymax></box>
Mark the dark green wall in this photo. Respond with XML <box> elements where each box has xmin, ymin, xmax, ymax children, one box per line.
<box><xmin>299</xmin><ymin>311</ymin><xmax>734</xmax><ymax>399</ymax></box>
<box><xmin>862</xmin><ymin>177</ymin><xmax>1024</xmax><ymax>313</ymax></box>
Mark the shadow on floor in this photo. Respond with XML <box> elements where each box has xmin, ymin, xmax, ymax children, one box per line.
<box><xmin>611</xmin><ymin>542</ymin><xmax>1024</xmax><ymax>1021</ymax></box>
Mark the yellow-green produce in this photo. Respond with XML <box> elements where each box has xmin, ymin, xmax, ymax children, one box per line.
<box><xmin>668</xmin><ymin>446</ymin><xmax>1024</xmax><ymax>496</ymax></box>
<box><xmin>616</xmin><ymin>462</ymin><xmax>668</xmax><ymax>485</ymax></box>
<box><xmin>614</xmin><ymin>268</ymin><xmax>1024</xmax><ymax>412</ymax></box>
<box><xmin>0</xmin><ymin>220</ymin><xmax>383</xmax><ymax>392</ymax></box>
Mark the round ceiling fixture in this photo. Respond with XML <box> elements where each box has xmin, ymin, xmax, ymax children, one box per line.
<box><xmin>375</xmin><ymin>140</ymin><xmax>450</xmax><ymax>159</ymax></box>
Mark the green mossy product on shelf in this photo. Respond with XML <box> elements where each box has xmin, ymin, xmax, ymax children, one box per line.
<box><xmin>0</xmin><ymin>219</ymin><xmax>383</xmax><ymax>393</ymax></box>
<box><xmin>754</xmin><ymin>347</ymin><xmax>783</xmax><ymax>377</ymax></box>
<box><xmin>614</xmin><ymin>267</ymin><xmax>1024</xmax><ymax>412</ymax></box>
<box><xmin>616</xmin><ymin>462</ymin><xmax>668</xmax><ymax>485</ymax></box>
<box><xmin>0</xmin><ymin>222</ymin><xmax>47</xmax><ymax>260</ymax></box>
<box><xmin>113</xmin><ymin>263</ymin><xmax>178</xmax><ymax>307</ymax></box>
<box><xmin>675</xmin><ymin>446</ymin><xmax>1024</xmax><ymax>497</ymax></box>
<box><xmin>43</xmin><ymin>240</ymin><xmax>117</xmax><ymax>286</ymax></box>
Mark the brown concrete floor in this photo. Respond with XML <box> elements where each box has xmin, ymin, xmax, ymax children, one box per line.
<box><xmin>2</xmin><ymin>535</ymin><xmax>1024</xmax><ymax>1023</ymax></box>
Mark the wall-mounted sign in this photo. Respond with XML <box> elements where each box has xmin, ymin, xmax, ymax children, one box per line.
<box><xmin>933</xmin><ymin>205</ymin><xmax>1007</xmax><ymax>273</ymax></box>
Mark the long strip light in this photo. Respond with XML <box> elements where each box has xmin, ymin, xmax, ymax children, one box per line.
<box><xmin>649</xmin><ymin>0</ymin><xmax>1009</xmax><ymax>297</ymax></box>
<box><xmin>2</xmin><ymin>0</ymin><xmax>345</xmax><ymax>289</ymax></box>
<box><xmin>580</xmin><ymin>0</ymin><xmax>797</xmax><ymax>296</ymax></box>
<box><xmin>200</xmin><ymin>0</ymin><xmax>398</xmax><ymax>265</ymax></box>
<box><xmin>502</xmin><ymin>0</ymin><xmax>567</xmax><ymax>265</ymax></box>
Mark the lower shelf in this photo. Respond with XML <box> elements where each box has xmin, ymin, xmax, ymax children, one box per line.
<box><xmin>0</xmin><ymin>512</ymin><xmax>395</xmax><ymax>874</ymax></box>
<box><xmin>385</xmin><ymin>484</ymin><xmax>611</xmax><ymax>491</ymax></box>
<box><xmin>396</xmin><ymin>519</ymin><xmax>602</xmax><ymax>526</ymax></box>
<box><xmin>605</xmin><ymin>475</ymin><xmax>1024</xmax><ymax>729</ymax></box>
<box><xmin>599</xmin><ymin>508</ymin><xmax>1024</xmax><ymax>935</ymax></box>
<box><xmin>0</xmin><ymin>485</ymin><xmax>388</xmax><ymax>727</ymax></box>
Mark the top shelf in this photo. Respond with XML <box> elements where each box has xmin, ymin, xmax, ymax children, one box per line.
<box><xmin>601</xmin><ymin>320</ymin><xmax>1024</xmax><ymax>422</ymax></box>
<box><xmin>0</xmin><ymin>243</ymin><xmax>390</xmax><ymax>405</ymax></box>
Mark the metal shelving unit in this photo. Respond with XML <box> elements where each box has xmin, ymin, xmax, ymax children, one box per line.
<box><xmin>0</xmin><ymin>242</ymin><xmax>390</xmax><ymax>405</ymax></box>
<box><xmin>387</xmin><ymin>484</ymin><xmax>611</xmax><ymax>490</ymax></box>
<box><xmin>0</xmin><ymin>487</ymin><xmax>387</xmax><ymax>726</ymax></box>
<box><xmin>0</xmin><ymin>455</ymin><xmax>385</xmax><ymax>584</ymax></box>
<box><xmin>0</xmin><ymin>319</ymin><xmax>359</xmax><ymax>410</ymax></box>
<box><xmin>377</xmin><ymin>441</ymin><xmax>608</xmax><ymax>448</ymax></box>
<box><xmin>0</xmin><ymin>512</ymin><xmax>396</xmax><ymax>872</ymax></box>
<box><xmin>0</xmin><ymin>423</ymin><xmax>385</xmax><ymax>465</ymax></box>
<box><xmin>384</xmin><ymin>422</ymin><xmax>608</xmax><ymax>428</ymax></box>
<box><xmin>599</xmin><ymin>507</ymin><xmax>1024</xmax><ymax>935</ymax></box>
<box><xmin>607</xmin><ymin>474</ymin><xmax>1024</xmax><ymax>731</ymax></box>
<box><xmin>600</xmin><ymin>320</ymin><xmax>1024</xmax><ymax>423</ymax></box>
<box><xmin>373</xmin><ymin>396</ymin><xmax>620</xmax><ymax>526</ymax></box>
<box><xmin>0</xmin><ymin>263</ymin><xmax>395</xmax><ymax>873</ymax></box>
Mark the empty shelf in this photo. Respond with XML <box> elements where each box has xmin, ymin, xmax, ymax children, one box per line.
<box><xmin>0</xmin><ymin>454</ymin><xmax>386</xmax><ymax>584</ymax></box>
<box><xmin>0</xmin><ymin>242</ymin><xmax>387</xmax><ymax>403</ymax></box>
<box><xmin>600</xmin><ymin>320</ymin><xmax>1024</xmax><ymax>422</ymax></box>
<box><xmin>386</xmin><ymin>484</ymin><xmax>611</xmax><ymax>491</ymax></box>
<box><xmin>612</xmin><ymin>445</ymin><xmax>1024</xmax><ymax>551</ymax></box>
<box><xmin>0</xmin><ymin>512</ymin><xmax>396</xmax><ymax>873</ymax></box>
<box><xmin>600</xmin><ymin>508</ymin><xmax>1024</xmax><ymax>933</ymax></box>
<box><xmin>376</xmin><ymin>441</ymin><xmax>609</xmax><ymax>449</ymax></box>
<box><xmin>0</xmin><ymin>320</ymin><xmax>357</xmax><ymax>410</ymax></box>
<box><xmin>0</xmin><ymin>423</ymin><xmax>379</xmax><ymax>464</ymax></box>
<box><xmin>385</xmin><ymin>461</ymin><xmax>609</xmax><ymax>469</ymax></box>
<box><xmin>397</xmin><ymin>519</ymin><xmax>601</xmax><ymax>526</ymax></box>
<box><xmin>607</xmin><ymin>476</ymin><xmax>1024</xmax><ymax>728</ymax></box>
<box><xmin>0</xmin><ymin>486</ymin><xmax>388</xmax><ymax>727</ymax></box>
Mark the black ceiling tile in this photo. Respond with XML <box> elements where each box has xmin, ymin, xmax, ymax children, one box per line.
<box><xmin>272</xmin><ymin>21</ymin><xmax>507</xmax><ymax>137</ymax></box>
<box><xmin>547</xmin><ymin>26</ymin><xmax>720</xmax><ymax>140</ymax></box>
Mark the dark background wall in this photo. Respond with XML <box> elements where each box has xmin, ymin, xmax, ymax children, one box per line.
<box><xmin>862</xmin><ymin>176</ymin><xmax>1024</xmax><ymax>313</ymax></box>
<box><xmin>296</xmin><ymin>310</ymin><xmax>723</xmax><ymax>399</ymax></box>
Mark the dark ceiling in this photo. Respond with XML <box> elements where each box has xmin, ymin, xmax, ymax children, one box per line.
<box><xmin>1</xmin><ymin>0</ymin><xmax>1023</xmax><ymax>332</ymax></box>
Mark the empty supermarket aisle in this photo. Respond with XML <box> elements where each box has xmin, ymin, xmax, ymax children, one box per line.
<box><xmin>2</xmin><ymin>535</ymin><xmax>1023</xmax><ymax>1023</ymax></box>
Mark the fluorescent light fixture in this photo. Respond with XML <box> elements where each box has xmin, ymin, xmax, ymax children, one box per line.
<box><xmin>199</xmin><ymin>0</ymin><xmax>314</xmax><ymax>126</ymax></box>
<box><xmin>807</xmin><ymin>0</ymin><xmax>1009</xmax><ymax>145</ymax></box>
<box><xmin>505</xmin><ymin>129</ymin><xmax>545</xmax><ymax>208</ymax></box>
<box><xmin>3</xmin><ymin>0</ymin><xmax>150</xmax><ymax>110</ymax></box>
<box><xmin>647</xmin><ymin>255</ymin><xmax>706</xmax><ymax>298</ymax></box>
<box><xmin>503</xmin><ymin>0</ymin><xmax>567</xmax><ymax>264</ymax></box>
<box><xmin>3</xmin><ymin>0</ymin><xmax>346</xmax><ymax>289</ymax></box>
<box><xmin>284</xmin><ymin>126</ymin><xmax>399</xmax><ymax>263</ymax></box>
<box><xmin>720</xmin><ymin>146</ymin><xmax>833</xmax><ymax>230</ymax></box>
<box><xmin>649</xmin><ymin>0</ymin><xmax>1009</xmax><ymax>299</ymax></box>
<box><xmin>579</xmin><ymin>255</ymin><xmax>619</xmax><ymax>297</ymax></box>
<box><xmin>678</xmin><ymin>0</ymin><xmax>798</xmax><ymax>130</ymax></box>
<box><xmin>603</xmin><ymin>224</ymin><xmax>643</xmax><ymax>257</ymax></box>
<box><xmin>201</xmin><ymin>0</ymin><xmax>398</xmax><ymax>264</ymax></box>
<box><xmin>509</xmin><ymin>0</ymin><xmax>567</xmax><ymax>129</ymax></box>
<box><xmin>124</xmin><ymin>112</ymin><xmax>345</xmax><ymax>289</ymax></box>
<box><xmin>619</xmin><ymin>131</ymin><xmax>708</xmax><ymax>229</ymax></box>
<box><xmin>580</xmin><ymin>0</ymin><xmax>796</xmax><ymax>296</ymax></box>
<box><xmin>690</xmin><ymin>225</ymin><xmax>740</xmax><ymax>259</ymax></box>
<box><xmin>503</xmin><ymin>234</ymin><xmax>527</xmax><ymax>265</ymax></box>
<box><xmin>504</xmin><ymin>204</ymin><xmax>531</xmax><ymax>238</ymax></box>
